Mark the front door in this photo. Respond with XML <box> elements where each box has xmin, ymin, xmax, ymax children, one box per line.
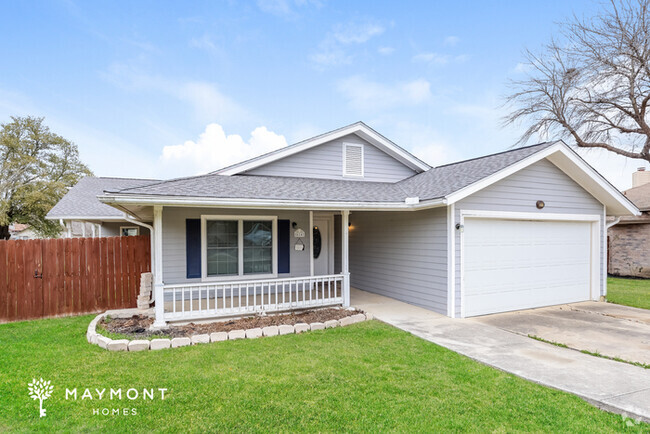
<box><xmin>313</xmin><ymin>218</ymin><xmax>331</xmax><ymax>275</ymax></box>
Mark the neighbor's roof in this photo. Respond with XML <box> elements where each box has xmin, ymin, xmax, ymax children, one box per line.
<box><xmin>107</xmin><ymin>142</ymin><xmax>555</xmax><ymax>203</ymax></box>
<box><xmin>46</xmin><ymin>177</ymin><xmax>160</xmax><ymax>219</ymax></box>
<box><xmin>624</xmin><ymin>183</ymin><xmax>650</xmax><ymax>212</ymax></box>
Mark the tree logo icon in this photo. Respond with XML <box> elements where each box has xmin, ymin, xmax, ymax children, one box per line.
<box><xmin>28</xmin><ymin>378</ymin><xmax>53</xmax><ymax>417</ymax></box>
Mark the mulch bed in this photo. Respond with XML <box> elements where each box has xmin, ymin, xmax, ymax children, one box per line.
<box><xmin>99</xmin><ymin>308</ymin><xmax>362</xmax><ymax>339</ymax></box>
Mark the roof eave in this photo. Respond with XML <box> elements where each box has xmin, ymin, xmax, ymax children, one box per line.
<box><xmin>97</xmin><ymin>193</ymin><xmax>447</xmax><ymax>211</ymax></box>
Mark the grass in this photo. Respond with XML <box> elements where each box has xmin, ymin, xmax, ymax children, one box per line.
<box><xmin>0</xmin><ymin>316</ymin><xmax>647</xmax><ymax>432</ymax></box>
<box><xmin>529</xmin><ymin>334</ymin><xmax>650</xmax><ymax>370</ymax></box>
<box><xmin>527</xmin><ymin>334</ymin><xmax>569</xmax><ymax>348</ymax></box>
<box><xmin>607</xmin><ymin>277</ymin><xmax>650</xmax><ymax>310</ymax></box>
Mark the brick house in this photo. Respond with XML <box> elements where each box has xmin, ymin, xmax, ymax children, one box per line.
<box><xmin>608</xmin><ymin>168</ymin><xmax>650</xmax><ymax>278</ymax></box>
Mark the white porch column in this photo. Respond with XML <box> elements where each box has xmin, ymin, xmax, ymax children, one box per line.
<box><xmin>341</xmin><ymin>210</ymin><xmax>350</xmax><ymax>307</ymax></box>
<box><xmin>309</xmin><ymin>210</ymin><xmax>314</xmax><ymax>276</ymax></box>
<box><xmin>152</xmin><ymin>205</ymin><xmax>166</xmax><ymax>328</ymax></box>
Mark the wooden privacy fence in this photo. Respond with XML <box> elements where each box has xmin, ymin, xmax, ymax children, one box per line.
<box><xmin>0</xmin><ymin>235</ymin><xmax>151</xmax><ymax>322</ymax></box>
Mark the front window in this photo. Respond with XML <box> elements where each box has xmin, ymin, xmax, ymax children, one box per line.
<box><xmin>243</xmin><ymin>221</ymin><xmax>272</xmax><ymax>274</ymax></box>
<box><xmin>204</xmin><ymin>217</ymin><xmax>276</xmax><ymax>278</ymax></box>
<box><xmin>206</xmin><ymin>220</ymin><xmax>238</xmax><ymax>276</ymax></box>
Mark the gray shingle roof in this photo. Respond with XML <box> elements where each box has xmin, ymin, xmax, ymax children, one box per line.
<box><xmin>109</xmin><ymin>142</ymin><xmax>555</xmax><ymax>203</ymax></box>
<box><xmin>46</xmin><ymin>177</ymin><xmax>160</xmax><ymax>219</ymax></box>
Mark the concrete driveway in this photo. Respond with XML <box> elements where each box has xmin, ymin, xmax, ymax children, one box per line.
<box><xmin>472</xmin><ymin>302</ymin><xmax>650</xmax><ymax>366</ymax></box>
<box><xmin>352</xmin><ymin>288</ymin><xmax>650</xmax><ymax>421</ymax></box>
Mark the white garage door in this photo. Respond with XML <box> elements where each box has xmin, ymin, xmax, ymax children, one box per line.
<box><xmin>463</xmin><ymin>218</ymin><xmax>593</xmax><ymax>317</ymax></box>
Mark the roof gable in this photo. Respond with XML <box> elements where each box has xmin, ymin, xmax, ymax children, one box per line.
<box><xmin>214</xmin><ymin>122</ymin><xmax>431</xmax><ymax>176</ymax></box>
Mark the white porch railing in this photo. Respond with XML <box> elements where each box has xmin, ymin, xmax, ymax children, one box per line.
<box><xmin>162</xmin><ymin>274</ymin><xmax>345</xmax><ymax>322</ymax></box>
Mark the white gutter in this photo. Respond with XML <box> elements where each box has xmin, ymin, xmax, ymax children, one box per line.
<box><xmin>606</xmin><ymin>217</ymin><xmax>621</xmax><ymax>229</ymax></box>
<box><xmin>98</xmin><ymin>194</ymin><xmax>448</xmax><ymax>211</ymax></box>
<box><xmin>123</xmin><ymin>214</ymin><xmax>156</xmax><ymax>305</ymax></box>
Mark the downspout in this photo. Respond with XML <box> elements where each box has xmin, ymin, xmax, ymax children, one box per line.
<box><xmin>123</xmin><ymin>215</ymin><xmax>156</xmax><ymax>304</ymax></box>
<box><xmin>606</xmin><ymin>217</ymin><xmax>621</xmax><ymax>229</ymax></box>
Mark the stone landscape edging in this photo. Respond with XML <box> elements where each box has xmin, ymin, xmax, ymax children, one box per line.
<box><xmin>87</xmin><ymin>311</ymin><xmax>372</xmax><ymax>352</ymax></box>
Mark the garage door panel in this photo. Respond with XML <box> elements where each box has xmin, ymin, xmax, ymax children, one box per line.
<box><xmin>463</xmin><ymin>218</ymin><xmax>592</xmax><ymax>317</ymax></box>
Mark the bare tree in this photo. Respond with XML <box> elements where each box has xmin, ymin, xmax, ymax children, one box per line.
<box><xmin>505</xmin><ymin>0</ymin><xmax>650</xmax><ymax>162</ymax></box>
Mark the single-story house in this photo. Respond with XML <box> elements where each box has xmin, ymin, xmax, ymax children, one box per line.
<box><xmin>55</xmin><ymin>122</ymin><xmax>637</xmax><ymax>327</ymax></box>
<box><xmin>608</xmin><ymin>167</ymin><xmax>650</xmax><ymax>277</ymax></box>
<box><xmin>46</xmin><ymin>177</ymin><xmax>159</xmax><ymax>238</ymax></box>
<box><xmin>8</xmin><ymin>223</ymin><xmax>41</xmax><ymax>240</ymax></box>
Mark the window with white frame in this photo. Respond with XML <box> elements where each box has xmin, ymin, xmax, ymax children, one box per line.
<box><xmin>120</xmin><ymin>226</ymin><xmax>139</xmax><ymax>236</ymax></box>
<box><xmin>203</xmin><ymin>216</ymin><xmax>277</xmax><ymax>278</ymax></box>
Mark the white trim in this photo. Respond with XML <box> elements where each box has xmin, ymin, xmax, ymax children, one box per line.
<box><xmin>98</xmin><ymin>194</ymin><xmax>447</xmax><ymax>211</ymax></box>
<box><xmin>119</xmin><ymin>226</ymin><xmax>140</xmax><ymax>236</ymax></box>
<box><xmin>152</xmin><ymin>205</ymin><xmax>165</xmax><ymax>328</ymax></box>
<box><xmin>460</xmin><ymin>209</ymin><xmax>601</xmax><ymax>222</ymax></box>
<box><xmin>46</xmin><ymin>215</ymin><xmax>130</xmax><ymax>221</ymax></box>
<box><xmin>309</xmin><ymin>211</ymin><xmax>314</xmax><ymax>277</ymax></box>
<box><xmin>603</xmin><ymin>205</ymin><xmax>608</xmax><ymax>297</ymax></box>
<box><xmin>342</xmin><ymin>142</ymin><xmax>364</xmax><ymax>178</ymax></box>
<box><xmin>447</xmin><ymin>204</ymin><xmax>456</xmax><ymax>318</ymax></box>
<box><xmin>200</xmin><ymin>215</ymin><xmax>278</xmax><ymax>282</ymax></box>
<box><xmin>446</xmin><ymin>142</ymin><xmax>639</xmax><ymax>216</ymax></box>
<box><xmin>341</xmin><ymin>210</ymin><xmax>350</xmax><ymax>307</ymax></box>
<box><xmin>215</xmin><ymin>122</ymin><xmax>430</xmax><ymax>175</ymax></box>
<box><xmin>313</xmin><ymin>214</ymin><xmax>335</xmax><ymax>275</ymax></box>
<box><xmin>458</xmin><ymin>209</ymin><xmax>602</xmax><ymax>318</ymax></box>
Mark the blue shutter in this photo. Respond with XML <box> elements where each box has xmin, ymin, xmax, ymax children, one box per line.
<box><xmin>186</xmin><ymin>219</ymin><xmax>201</xmax><ymax>279</ymax></box>
<box><xmin>278</xmin><ymin>219</ymin><xmax>290</xmax><ymax>274</ymax></box>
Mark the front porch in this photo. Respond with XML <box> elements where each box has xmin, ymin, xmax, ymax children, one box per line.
<box><xmin>162</xmin><ymin>274</ymin><xmax>345</xmax><ymax>322</ymax></box>
<box><xmin>150</xmin><ymin>206</ymin><xmax>352</xmax><ymax>326</ymax></box>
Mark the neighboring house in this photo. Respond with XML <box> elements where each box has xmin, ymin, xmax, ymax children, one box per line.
<box><xmin>608</xmin><ymin>168</ymin><xmax>650</xmax><ymax>278</ymax></box>
<box><xmin>52</xmin><ymin>122</ymin><xmax>637</xmax><ymax>327</ymax></box>
<box><xmin>46</xmin><ymin>177</ymin><xmax>160</xmax><ymax>238</ymax></box>
<box><xmin>8</xmin><ymin>223</ymin><xmax>41</xmax><ymax>240</ymax></box>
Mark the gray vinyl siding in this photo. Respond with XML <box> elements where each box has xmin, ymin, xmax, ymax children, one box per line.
<box><xmin>244</xmin><ymin>134</ymin><xmax>417</xmax><ymax>182</ymax></box>
<box><xmin>453</xmin><ymin>158</ymin><xmax>604</xmax><ymax>317</ymax></box>
<box><xmin>162</xmin><ymin>207</ymin><xmax>311</xmax><ymax>284</ymax></box>
<box><xmin>349</xmin><ymin>208</ymin><xmax>448</xmax><ymax>314</ymax></box>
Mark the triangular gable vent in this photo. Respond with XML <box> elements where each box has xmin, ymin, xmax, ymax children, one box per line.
<box><xmin>343</xmin><ymin>143</ymin><xmax>364</xmax><ymax>177</ymax></box>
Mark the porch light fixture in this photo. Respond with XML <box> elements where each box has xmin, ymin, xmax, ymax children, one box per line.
<box><xmin>536</xmin><ymin>200</ymin><xmax>545</xmax><ymax>209</ymax></box>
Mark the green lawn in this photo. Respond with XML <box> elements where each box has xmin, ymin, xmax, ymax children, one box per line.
<box><xmin>608</xmin><ymin>277</ymin><xmax>650</xmax><ymax>310</ymax></box>
<box><xmin>0</xmin><ymin>316</ymin><xmax>643</xmax><ymax>432</ymax></box>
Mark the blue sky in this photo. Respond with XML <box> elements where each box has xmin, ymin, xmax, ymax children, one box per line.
<box><xmin>0</xmin><ymin>0</ymin><xmax>638</xmax><ymax>188</ymax></box>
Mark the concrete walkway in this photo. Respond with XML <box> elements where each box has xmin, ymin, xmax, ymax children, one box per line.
<box><xmin>351</xmin><ymin>288</ymin><xmax>650</xmax><ymax>421</ymax></box>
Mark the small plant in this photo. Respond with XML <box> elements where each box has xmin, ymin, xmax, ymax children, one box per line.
<box><xmin>621</xmin><ymin>414</ymin><xmax>642</xmax><ymax>429</ymax></box>
<box><xmin>528</xmin><ymin>335</ymin><xmax>569</xmax><ymax>348</ymax></box>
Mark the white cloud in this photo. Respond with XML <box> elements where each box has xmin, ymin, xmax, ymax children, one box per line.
<box><xmin>337</xmin><ymin>76</ymin><xmax>431</xmax><ymax>111</ymax></box>
<box><xmin>576</xmin><ymin>147</ymin><xmax>641</xmax><ymax>191</ymax></box>
<box><xmin>513</xmin><ymin>62</ymin><xmax>533</xmax><ymax>74</ymax></box>
<box><xmin>102</xmin><ymin>63</ymin><xmax>248</xmax><ymax>125</ymax></box>
<box><xmin>189</xmin><ymin>34</ymin><xmax>221</xmax><ymax>55</ymax></box>
<box><xmin>332</xmin><ymin>22</ymin><xmax>385</xmax><ymax>44</ymax></box>
<box><xmin>311</xmin><ymin>20</ymin><xmax>385</xmax><ymax>67</ymax></box>
<box><xmin>377</xmin><ymin>46</ymin><xmax>394</xmax><ymax>55</ymax></box>
<box><xmin>160</xmin><ymin>123</ymin><xmax>288</xmax><ymax>176</ymax></box>
<box><xmin>443</xmin><ymin>36</ymin><xmax>460</xmax><ymax>47</ymax></box>
<box><xmin>257</xmin><ymin>0</ymin><xmax>322</xmax><ymax>19</ymax></box>
<box><xmin>412</xmin><ymin>52</ymin><xmax>468</xmax><ymax>65</ymax></box>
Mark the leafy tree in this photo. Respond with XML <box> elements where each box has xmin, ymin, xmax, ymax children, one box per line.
<box><xmin>505</xmin><ymin>0</ymin><xmax>650</xmax><ymax>162</ymax></box>
<box><xmin>0</xmin><ymin>116</ymin><xmax>92</xmax><ymax>239</ymax></box>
